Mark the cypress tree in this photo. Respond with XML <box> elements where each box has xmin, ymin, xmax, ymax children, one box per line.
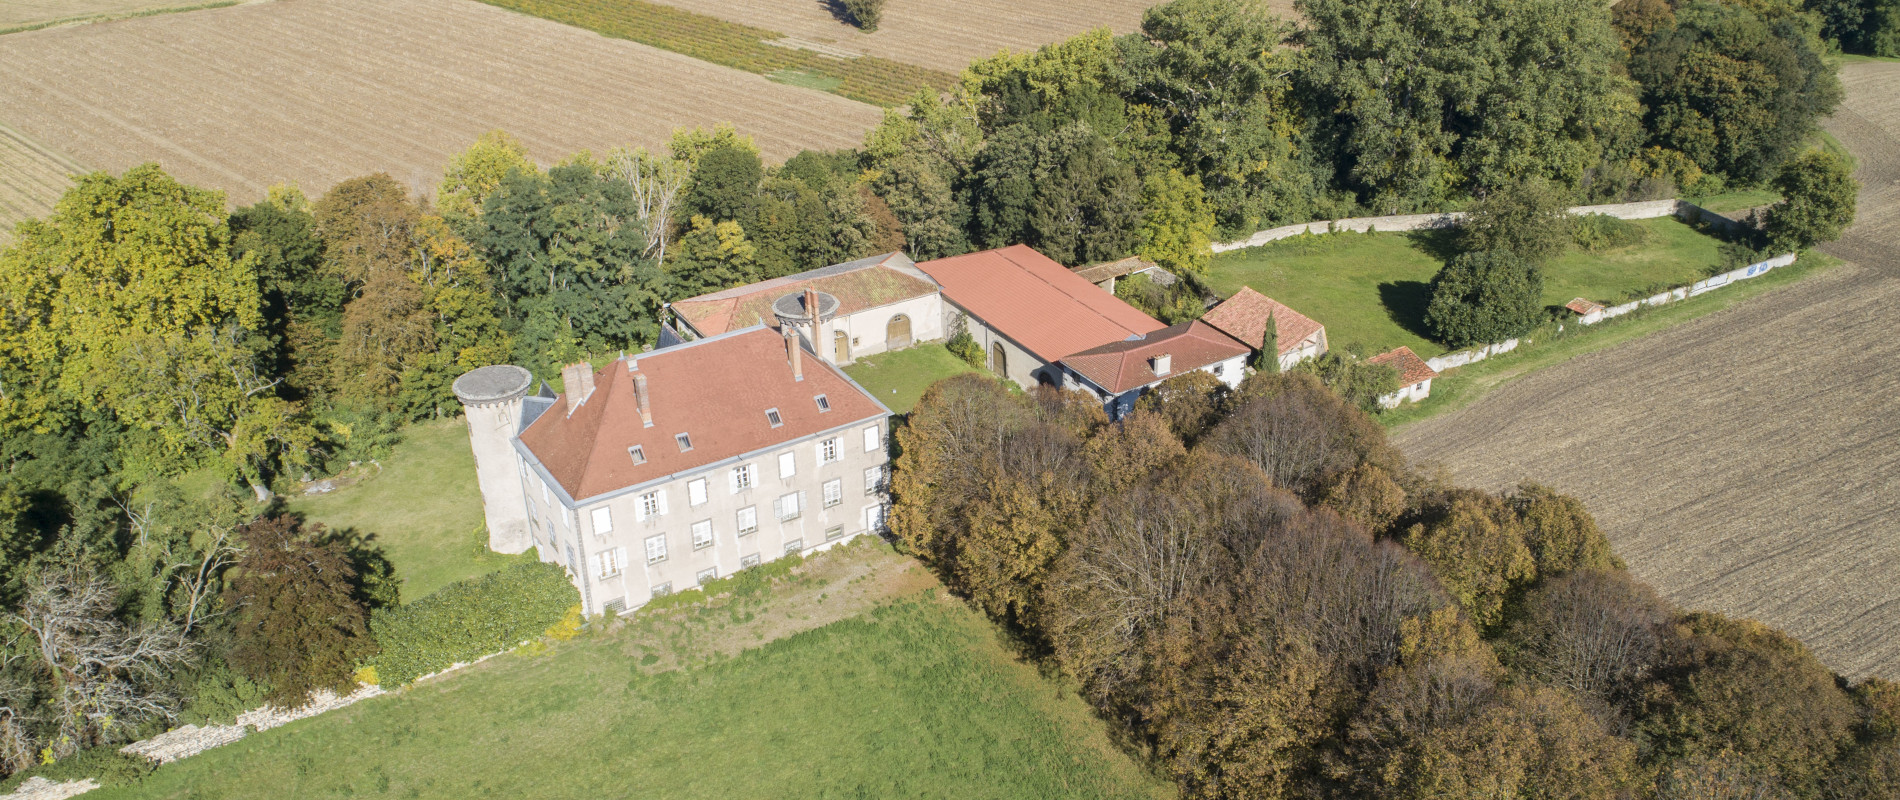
<box><xmin>1254</xmin><ymin>311</ymin><xmax>1280</xmax><ymax>373</ymax></box>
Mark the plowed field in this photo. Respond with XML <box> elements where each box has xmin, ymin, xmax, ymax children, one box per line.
<box><xmin>0</xmin><ymin>0</ymin><xmax>882</xmax><ymax>211</ymax></box>
<box><xmin>0</xmin><ymin>0</ymin><xmax>228</xmax><ymax>30</ymax></box>
<box><xmin>1396</xmin><ymin>61</ymin><xmax>1900</xmax><ymax>681</ymax></box>
<box><xmin>645</xmin><ymin>0</ymin><xmax>1297</xmax><ymax>74</ymax></box>
<box><xmin>0</xmin><ymin>123</ymin><xmax>82</xmax><ymax>238</ymax></box>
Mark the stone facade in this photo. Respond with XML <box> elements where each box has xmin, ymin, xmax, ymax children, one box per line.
<box><xmin>451</xmin><ymin>365</ymin><xmax>536</xmax><ymax>554</ymax></box>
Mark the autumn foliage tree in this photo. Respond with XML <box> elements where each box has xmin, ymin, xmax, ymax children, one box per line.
<box><xmin>225</xmin><ymin>516</ymin><xmax>377</xmax><ymax>707</ymax></box>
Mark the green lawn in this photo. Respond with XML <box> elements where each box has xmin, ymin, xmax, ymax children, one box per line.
<box><xmin>1205</xmin><ymin>217</ymin><xmax>1730</xmax><ymax>358</ymax></box>
<box><xmin>845</xmin><ymin>344</ymin><xmax>983</xmax><ymax>414</ymax></box>
<box><xmin>286</xmin><ymin>418</ymin><xmax>509</xmax><ymax>602</ymax></box>
<box><xmin>94</xmin><ymin>590</ymin><xmax>1170</xmax><ymax>800</ymax></box>
<box><xmin>1687</xmin><ymin>188</ymin><xmax>1782</xmax><ymax>213</ymax></box>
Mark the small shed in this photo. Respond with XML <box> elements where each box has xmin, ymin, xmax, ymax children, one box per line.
<box><xmin>1071</xmin><ymin>256</ymin><xmax>1173</xmax><ymax>293</ymax></box>
<box><xmin>1369</xmin><ymin>346</ymin><xmax>1439</xmax><ymax>408</ymax></box>
<box><xmin>1564</xmin><ymin>298</ymin><xmax>1607</xmax><ymax>317</ymax></box>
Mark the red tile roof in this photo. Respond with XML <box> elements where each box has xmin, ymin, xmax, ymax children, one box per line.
<box><xmin>916</xmin><ymin>245</ymin><xmax>1165</xmax><ymax>361</ymax></box>
<box><xmin>1200</xmin><ymin>287</ymin><xmax>1325</xmax><ymax>355</ymax></box>
<box><xmin>1060</xmin><ymin>320</ymin><xmax>1252</xmax><ymax>394</ymax></box>
<box><xmin>1565</xmin><ymin>298</ymin><xmax>1607</xmax><ymax>316</ymax></box>
<box><xmin>517</xmin><ymin>327</ymin><xmax>888</xmax><ymax>502</ymax></box>
<box><xmin>670</xmin><ymin>253</ymin><xmax>936</xmax><ymax>336</ymax></box>
<box><xmin>1368</xmin><ymin>346</ymin><xmax>1438</xmax><ymax>387</ymax></box>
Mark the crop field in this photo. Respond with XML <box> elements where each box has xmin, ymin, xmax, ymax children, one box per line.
<box><xmin>93</xmin><ymin>545</ymin><xmax>1172</xmax><ymax>800</ymax></box>
<box><xmin>1396</xmin><ymin>61</ymin><xmax>1900</xmax><ymax>682</ymax></box>
<box><xmin>642</xmin><ymin>0</ymin><xmax>1213</xmax><ymax>74</ymax></box>
<box><xmin>0</xmin><ymin>0</ymin><xmax>237</xmax><ymax>32</ymax></box>
<box><xmin>0</xmin><ymin>123</ymin><xmax>81</xmax><ymax>237</ymax></box>
<box><xmin>0</xmin><ymin>0</ymin><xmax>882</xmax><ymax>212</ymax></box>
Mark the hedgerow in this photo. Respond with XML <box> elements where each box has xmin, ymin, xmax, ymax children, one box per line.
<box><xmin>366</xmin><ymin>561</ymin><xmax>578</xmax><ymax>686</ymax></box>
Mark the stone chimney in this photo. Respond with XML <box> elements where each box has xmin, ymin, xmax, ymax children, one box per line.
<box><xmin>1151</xmin><ymin>353</ymin><xmax>1172</xmax><ymax>377</ymax></box>
<box><xmin>561</xmin><ymin>362</ymin><xmax>596</xmax><ymax>415</ymax></box>
<box><xmin>633</xmin><ymin>371</ymin><xmax>653</xmax><ymax>428</ymax></box>
<box><xmin>785</xmin><ymin>325</ymin><xmax>804</xmax><ymax>382</ymax></box>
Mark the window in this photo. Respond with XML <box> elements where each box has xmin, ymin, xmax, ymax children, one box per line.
<box><xmin>778</xmin><ymin>451</ymin><xmax>796</xmax><ymax>479</ymax></box>
<box><xmin>784</xmin><ymin>538</ymin><xmax>804</xmax><ymax>555</ymax></box>
<box><xmin>775</xmin><ymin>491</ymin><xmax>802</xmax><ymax>521</ymax></box>
<box><xmin>820</xmin><ymin>437</ymin><xmax>840</xmax><ymax>464</ymax></box>
<box><xmin>637</xmin><ymin>490</ymin><xmax>666</xmax><ymax>520</ymax></box>
<box><xmin>691</xmin><ymin>519</ymin><xmax>714</xmax><ymax>550</ymax></box>
<box><xmin>825</xmin><ymin>524</ymin><xmax>844</xmax><ymax>541</ymax></box>
<box><xmin>1212</xmin><ymin>364</ymin><xmax>1225</xmax><ymax>377</ymax></box>
<box><xmin>675</xmin><ymin>432</ymin><xmax>693</xmax><ymax>452</ymax></box>
<box><xmin>688</xmin><ymin>478</ymin><xmax>708</xmax><ymax>506</ymax></box>
<box><xmin>864</xmin><ymin>465</ymin><xmax>884</xmax><ymax>495</ymax></box>
<box><xmin>741</xmin><ymin>553</ymin><xmax>761</xmax><ymax>569</ymax></box>
<box><xmin>597</xmin><ymin>547</ymin><xmax>623</xmax><ymax>579</ymax></box>
<box><xmin>541</xmin><ymin>477</ymin><xmax>550</xmax><ymax>505</ymax></box>
<box><xmin>765</xmin><ymin>408</ymin><xmax>783</xmax><ymax>427</ymax></box>
<box><xmin>864</xmin><ymin>503</ymin><xmax>885</xmax><ymax>532</ymax></box>
<box><xmin>651</xmin><ymin>582</ymin><xmax>672</xmax><ymax>600</ymax></box>
<box><xmin>628</xmin><ymin>445</ymin><xmax>646</xmax><ymax>465</ymax></box>
<box><xmin>644</xmin><ymin>533</ymin><xmax>668</xmax><ymax>564</ymax></box>
<box><xmin>815</xmin><ymin>394</ymin><xmax>830</xmax><ymax>412</ymax></box>
<box><xmin>731</xmin><ymin>463</ymin><xmax>755</xmax><ymax>492</ymax></box>
<box><xmin>863</xmin><ymin>425</ymin><xmax>880</xmax><ymax>453</ymax></box>
<box><xmin>590</xmin><ymin>507</ymin><xmax>614</xmax><ymax>535</ymax></box>
<box><xmin>736</xmin><ymin>506</ymin><xmax>758</xmax><ymax>536</ymax></box>
<box><xmin>696</xmin><ymin>567</ymin><xmax>718</xmax><ymax>585</ymax></box>
<box><xmin>603</xmin><ymin>597</ymin><xmax>626</xmax><ymax>615</ymax></box>
<box><xmin>823</xmin><ymin>478</ymin><xmax>842</xmax><ymax>508</ymax></box>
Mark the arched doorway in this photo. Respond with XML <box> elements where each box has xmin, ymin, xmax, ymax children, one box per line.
<box><xmin>833</xmin><ymin>330</ymin><xmax>850</xmax><ymax>364</ymax></box>
<box><xmin>886</xmin><ymin>314</ymin><xmax>912</xmax><ymax>350</ymax></box>
<box><xmin>990</xmin><ymin>342</ymin><xmax>1007</xmax><ymax>378</ymax></box>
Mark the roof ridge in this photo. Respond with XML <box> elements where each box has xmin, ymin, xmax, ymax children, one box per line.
<box><xmin>999</xmin><ymin>246</ymin><xmax>1152</xmax><ymax>340</ymax></box>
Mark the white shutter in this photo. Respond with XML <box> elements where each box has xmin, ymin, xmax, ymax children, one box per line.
<box><xmin>779</xmin><ymin>452</ymin><xmax>795</xmax><ymax>479</ymax></box>
<box><xmin>689</xmin><ymin>478</ymin><xmax>707</xmax><ymax>506</ymax></box>
<box><xmin>590</xmin><ymin>507</ymin><xmax>613</xmax><ymax>534</ymax></box>
<box><xmin>657</xmin><ymin>489</ymin><xmax>669</xmax><ymax>516</ymax></box>
<box><xmin>634</xmin><ymin>498</ymin><xmax>648</xmax><ymax>523</ymax></box>
<box><xmin>728</xmin><ymin>467</ymin><xmax>740</xmax><ymax>494</ymax></box>
<box><xmin>797</xmin><ymin>490</ymin><xmax>807</xmax><ymax>513</ymax></box>
<box><xmin>746</xmin><ymin>464</ymin><xmax>758</xmax><ymax>486</ymax></box>
<box><xmin>772</xmin><ymin>496</ymin><xmax>783</xmax><ymax>519</ymax></box>
<box><xmin>863</xmin><ymin>425</ymin><xmax>879</xmax><ymax>452</ymax></box>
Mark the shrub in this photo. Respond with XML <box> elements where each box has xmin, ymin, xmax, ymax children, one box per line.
<box><xmin>366</xmin><ymin>561</ymin><xmax>578</xmax><ymax>686</ymax></box>
<box><xmin>1762</xmin><ymin>150</ymin><xmax>1858</xmax><ymax>252</ymax></box>
<box><xmin>839</xmin><ymin>0</ymin><xmax>886</xmax><ymax>31</ymax></box>
<box><xmin>1457</xmin><ymin>180</ymin><xmax>1572</xmax><ymax>264</ymax></box>
<box><xmin>946</xmin><ymin>326</ymin><xmax>984</xmax><ymax>369</ymax></box>
<box><xmin>1570</xmin><ymin>214</ymin><xmax>1648</xmax><ymax>253</ymax></box>
<box><xmin>0</xmin><ymin>748</ymin><xmax>156</xmax><ymax>791</ymax></box>
<box><xmin>1425</xmin><ymin>250</ymin><xmax>1546</xmax><ymax>347</ymax></box>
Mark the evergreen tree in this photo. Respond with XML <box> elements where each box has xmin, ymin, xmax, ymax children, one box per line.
<box><xmin>1254</xmin><ymin>311</ymin><xmax>1280</xmax><ymax>373</ymax></box>
<box><xmin>1425</xmin><ymin>251</ymin><xmax>1546</xmax><ymax>347</ymax></box>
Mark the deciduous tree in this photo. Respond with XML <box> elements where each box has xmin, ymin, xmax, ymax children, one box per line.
<box><xmin>224</xmin><ymin>516</ymin><xmax>377</xmax><ymax>707</ymax></box>
<box><xmin>1763</xmin><ymin>150</ymin><xmax>1858</xmax><ymax>252</ymax></box>
<box><xmin>1425</xmin><ymin>250</ymin><xmax>1546</xmax><ymax>347</ymax></box>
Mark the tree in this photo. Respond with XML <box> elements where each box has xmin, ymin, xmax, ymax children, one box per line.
<box><xmin>1762</xmin><ymin>150</ymin><xmax>1858</xmax><ymax>252</ymax></box>
<box><xmin>1457</xmin><ymin>180</ymin><xmax>1573</xmax><ymax>265</ymax></box>
<box><xmin>1295</xmin><ymin>351</ymin><xmax>1401</xmax><ymax>414</ymax></box>
<box><xmin>1131</xmin><ymin>370</ymin><xmax>1227</xmax><ymax>446</ymax></box>
<box><xmin>680</xmin><ymin>143</ymin><xmax>763</xmax><ymax>224</ymax></box>
<box><xmin>666</xmin><ymin>216</ymin><xmax>759</xmax><ymax>298</ymax></box>
<box><xmin>604</xmin><ymin>146</ymin><xmax>688</xmax><ymax>265</ymax></box>
<box><xmin>1253</xmin><ymin>311</ymin><xmax>1280</xmax><ymax>374</ymax></box>
<box><xmin>863</xmin><ymin>91</ymin><xmax>982</xmax><ymax>259</ymax></box>
<box><xmin>839</xmin><ymin>0</ymin><xmax>885</xmax><ymax>30</ymax></box>
<box><xmin>1139</xmin><ymin>169</ymin><xmax>1216</xmax><ymax>275</ymax></box>
<box><xmin>436</xmin><ymin>130</ymin><xmax>537</xmax><ymax>227</ymax></box>
<box><xmin>1207</xmin><ymin>372</ymin><xmax>1401</xmax><ymax>500</ymax></box>
<box><xmin>1425</xmin><ymin>250</ymin><xmax>1546</xmax><ymax>347</ymax></box>
<box><xmin>1626</xmin><ymin>0</ymin><xmax>1842</xmax><ymax>182</ymax></box>
<box><xmin>1506</xmin><ymin>569</ymin><xmax>1668</xmax><ymax>719</ymax></box>
<box><xmin>224</xmin><ymin>516</ymin><xmax>377</xmax><ymax>707</ymax></box>
<box><xmin>230</xmin><ymin>186</ymin><xmax>339</xmax><ymax>325</ymax></box>
<box><xmin>1298</xmin><ymin>0</ymin><xmax>1638</xmax><ymax>210</ymax></box>
<box><xmin>1510</xmin><ymin>483</ymin><xmax>1621</xmax><ymax>575</ymax></box>
<box><xmin>1400</xmin><ymin>489</ymin><xmax>1536</xmax><ymax>630</ymax></box>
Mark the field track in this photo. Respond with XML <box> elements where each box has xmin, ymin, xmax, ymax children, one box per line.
<box><xmin>0</xmin><ymin>0</ymin><xmax>230</xmax><ymax>30</ymax></box>
<box><xmin>0</xmin><ymin>123</ymin><xmax>83</xmax><ymax>238</ymax></box>
<box><xmin>0</xmin><ymin>0</ymin><xmax>882</xmax><ymax>210</ymax></box>
<box><xmin>1396</xmin><ymin>61</ymin><xmax>1900</xmax><ymax>681</ymax></box>
<box><xmin>646</xmin><ymin>0</ymin><xmax>1297</xmax><ymax>74</ymax></box>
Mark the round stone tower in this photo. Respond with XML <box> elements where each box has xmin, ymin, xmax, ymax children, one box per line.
<box><xmin>452</xmin><ymin>365</ymin><xmax>535</xmax><ymax>554</ymax></box>
<box><xmin>773</xmin><ymin>288</ymin><xmax>840</xmax><ymax>363</ymax></box>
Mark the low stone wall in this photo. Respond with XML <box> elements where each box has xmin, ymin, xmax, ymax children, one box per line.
<box><xmin>1212</xmin><ymin>198</ymin><xmax>1725</xmax><ymax>253</ymax></box>
<box><xmin>1579</xmin><ymin>253</ymin><xmax>1797</xmax><ymax>325</ymax></box>
<box><xmin>1425</xmin><ymin>338</ymin><xmax>1522</xmax><ymax>373</ymax></box>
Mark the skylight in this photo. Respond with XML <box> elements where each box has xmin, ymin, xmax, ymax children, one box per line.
<box><xmin>765</xmin><ymin>408</ymin><xmax>783</xmax><ymax>427</ymax></box>
<box><xmin>815</xmin><ymin>394</ymin><xmax>830</xmax><ymax>412</ymax></box>
<box><xmin>675</xmin><ymin>433</ymin><xmax>693</xmax><ymax>452</ymax></box>
<box><xmin>628</xmin><ymin>445</ymin><xmax>646</xmax><ymax>465</ymax></box>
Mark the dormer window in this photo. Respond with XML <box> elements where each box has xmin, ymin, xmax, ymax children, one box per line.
<box><xmin>815</xmin><ymin>394</ymin><xmax>831</xmax><ymax>412</ymax></box>
<box><xmin>628</xmin><ymin>445</ymin><xmax>646</xmax><ymax>465</ymax></box>
<box><xmin>675</xmin><ymin>433</ymin><xmax>693</xmax><ymax>452</ymax></box>
<box><xmin>765</xmin><ymin>408</ymin><xmax>783</xmax><ymax>427</ymax></box>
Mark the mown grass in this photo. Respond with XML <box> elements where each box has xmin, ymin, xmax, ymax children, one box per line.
<box><xmin>1381</xmin><ymin>251</ymin><xmax>1841</xmax><ymax>428</ymax></box>
<box><xmin>285</xmin><ymin>418</ymin><xmax>509</xmax><ymax>602</ymax></box>
<box><xmin>474</xmin><ymin>0</ymin><xmax>955</xmax><ymax>107</ymax></box>
<box><xmin>93</xmin><ymin>593</ymin><xmax>1171</xmax><ymax>800</ymax></box>
<box><xmin>1204</xmin><ymin>217</ymin><xmax>1730</xmax><ymax>358</ymax></box>
<box><xmin>844</xmin><ymin>344</ymin><xmax>983</xmax><ymax>414</ymax></box>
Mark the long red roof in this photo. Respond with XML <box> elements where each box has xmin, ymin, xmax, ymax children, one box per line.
<box><xmin>916</xmin><ymin>245</ymin><xmax>1165</xmax><ymax>362</ymax></box>
<box><xmin>518</xmin><ymin>327</ymin><xmax>887</xmax><ymax>502</ymax></box>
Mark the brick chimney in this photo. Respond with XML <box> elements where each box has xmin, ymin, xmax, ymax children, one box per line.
<box><xmin>785</xmin><ymin>325</ymin><xmax>803</xmax><ymax>382</ymax></box>
<box><xmin>561</xmin><ymin>362</ymin><xmax>596</xmax><ymax>415</ymax></box>
<box><xmin>633</xmin><ymin>371</ymin><xmax>653</xmax><ymax>428</ymax></box>
<box><xmin>1151</xmin><ymin>353</ymin><xmax>1172</xmax><ymax>376</ymax></box>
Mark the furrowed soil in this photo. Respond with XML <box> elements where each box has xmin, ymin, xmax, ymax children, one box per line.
<box><xmin>0</xmin><ymin>0</ymin><xmax>232</xmax><ymax>30</ymax></box>
<box><xmin>0</xmin><ymin>123</ymin><xmax>82</xmax><ymax>237</ymax></box>
<box><xmin>0</xmin><ymin>0</ymin><xmax>882</xmax><ymax>210</ymax></box>
<box><xmin>1396</xmin><ymin>61</ymin><xmax>1900</xmax><ymax>681</ymax></box>
<box><xmin>645</xmin><ymin>0</ymin><xmax>1298</xmax><ymax>74</ymax></box>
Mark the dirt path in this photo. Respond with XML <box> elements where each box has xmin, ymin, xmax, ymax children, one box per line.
<box><xmin>1395</xmin><ymin>61</ymin><xmax>1900</xmax><ymax>681</ymax></box>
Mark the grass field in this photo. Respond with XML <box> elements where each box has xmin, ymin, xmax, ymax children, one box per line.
<box><xmin>473</xmin><ymin>0</ymin><xmax>957</xmax><ymax>106</ymax></box>
<box><xmin>286</xmin><ymin>418</ymin><xmax>508</xmax><ymax>602</ymax></box>
<box><xmin>93</xmin><ymin>545</ymin><xmax>1171</xmax><ymax>800</ymax></box>
<box><xmin>1205</xmin><ymin>217</ymin><xmax>1731</xmax><ymax>358</ymax></box>
<box><xmin>0</xmin><ymin>0</ymin><xmax>881</xmax><ymax>215</ymax></box>
<box><xmin>845</xmin><ymin>344</ymin><xmax>984</xmax><ymax>414</ymax></box>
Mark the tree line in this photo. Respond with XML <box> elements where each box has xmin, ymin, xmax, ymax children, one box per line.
<box><xmin>892</xmin><ymin>369</ymin><xmax>1897</xmax><ymax>800</ymax></box>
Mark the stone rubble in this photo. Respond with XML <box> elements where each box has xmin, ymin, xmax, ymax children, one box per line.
<box><xmin>3</xmin><ymin>778</ymin><xmax>97</xmax><ymax>800</ymax></box>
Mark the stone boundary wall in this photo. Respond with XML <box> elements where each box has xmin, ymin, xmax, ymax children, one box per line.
<box><xmin>1577</xmin><ymin>253</ymin><xmax>1797</xmax><ymax>325</ymax></box>
<box><xmin>1211</xmin><ymin>198</ymin><xmax>1727</xmax><ymax>253</ymax></box>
